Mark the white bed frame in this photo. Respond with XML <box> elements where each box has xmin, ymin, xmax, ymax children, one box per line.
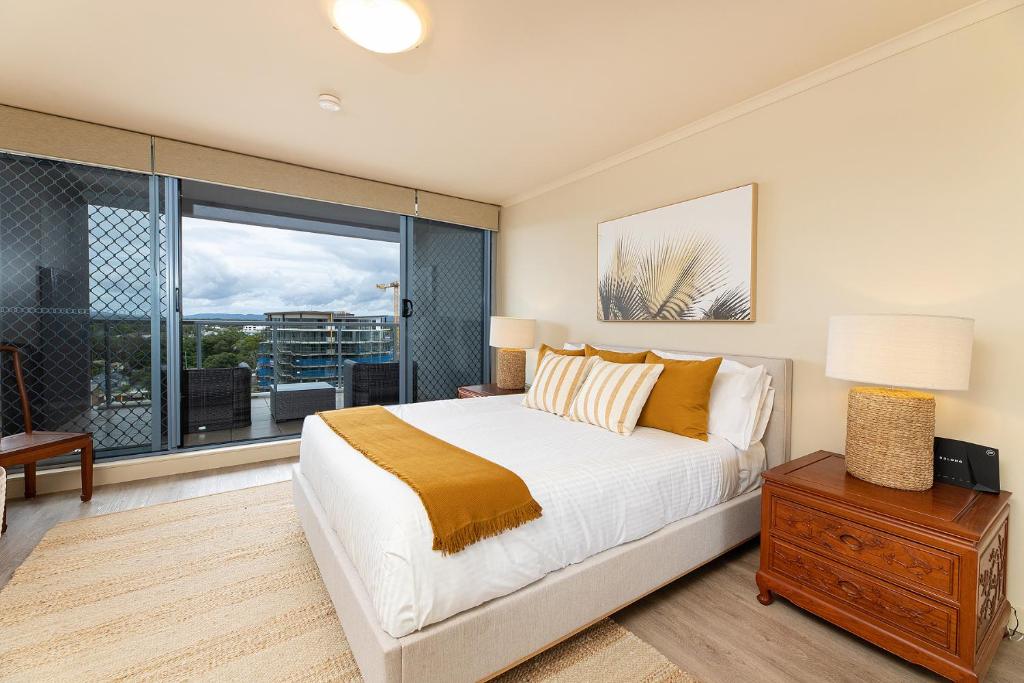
<box><xmin>293</xmin><ymin>348</ymin><xmax>792</xmax><ymax>682</ymax></box>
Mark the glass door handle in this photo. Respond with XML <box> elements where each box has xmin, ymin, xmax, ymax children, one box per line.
<box><xmin>401</xmin><ymin>299</ymin><xmax>414</xmax><ymax>318</ymax></box>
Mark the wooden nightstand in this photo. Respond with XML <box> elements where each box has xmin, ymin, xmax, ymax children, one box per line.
<box><xmin>756</xmin><ymin>452</ymin><xmax>1011</xmax><ymax>683</ymax></box>
<box><xmin>456</xmin><ymin>383</ymin><xmax>528</xmax><ymax>399</ymax></box>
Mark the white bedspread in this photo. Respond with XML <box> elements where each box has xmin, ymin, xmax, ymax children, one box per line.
<box><xmin>299</xmin><ymin>395</ymin><xmax>765</xmax><ymax>638</ymax></box>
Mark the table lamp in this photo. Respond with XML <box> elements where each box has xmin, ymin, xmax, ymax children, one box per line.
<box><xmin>825</xmin><ymin>314</ymin><xmax>974</xmax><ymax>491</ymax></box>
<box><xmin>489</xmin><ymin>317</ymin><xmax>536</xmax><ymax>390</ymax></box>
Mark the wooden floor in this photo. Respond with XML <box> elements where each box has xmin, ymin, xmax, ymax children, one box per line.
<box><xmin>617</xmin><ymin>544</ymin><xmax>1022</xmax><ymax>682</ymax></box>
<box><xmin>2</xmin><ymin>460</ymin><xmax>1020</xmax><ymax>682</ymax></box>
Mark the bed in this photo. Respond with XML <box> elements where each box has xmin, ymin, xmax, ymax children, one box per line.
<box><xmin>293</xmin><ymin>348</ymin><xmax>792</xmax><ymax>682</ymax></box>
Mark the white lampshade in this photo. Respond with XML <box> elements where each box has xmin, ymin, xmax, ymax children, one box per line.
<box><xmin>489</xmin><ymin>317</ymin><xmax>536</xmax><ymax>349</ymax></box>
<box><xmin>826</xmin><ymin>314</ymin><xmax>973</xmax><ymax>391</ymax></box>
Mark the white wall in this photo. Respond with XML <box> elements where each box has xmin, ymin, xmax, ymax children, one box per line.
<box><xmin>498</xmin><ymin>8</ymin><xmax>1024</xmax><ymax>606</ymax></box>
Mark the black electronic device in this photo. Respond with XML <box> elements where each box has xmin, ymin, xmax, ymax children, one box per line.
<box><xmin>933</xmin><ymin>437</ymin><xmax>1000</xmax><ymax>493</ymax></box>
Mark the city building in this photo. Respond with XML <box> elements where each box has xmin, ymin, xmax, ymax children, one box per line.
<box><xmin>256</xmin><ymin>311</ymin><xmax>396</xmax><ymax>390</ymax></box>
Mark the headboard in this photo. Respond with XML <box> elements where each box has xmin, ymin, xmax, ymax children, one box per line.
<box><xmin>565</xmin><ymin>343</ymin><xmax>793</xmax><ymax>468</ymax></box>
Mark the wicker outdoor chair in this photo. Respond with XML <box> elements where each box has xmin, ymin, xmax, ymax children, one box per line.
<box><xmin>342</xmin><ymin>360</ymin><xmax>406</xmax><ymax>407</ymax></box>
<box><xmin>182</xmin><ymin>366</ymin><xmax>252</xmax><ymax>433</ymax></box>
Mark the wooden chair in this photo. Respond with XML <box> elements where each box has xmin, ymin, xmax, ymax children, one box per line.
<box><xmin>0</xmin><ymin>344</ymin><xmax>93</xmax><ymax>533</ymax></box>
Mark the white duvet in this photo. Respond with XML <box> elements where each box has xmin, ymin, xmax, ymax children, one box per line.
<box><xmin>299</xmin><ymin>394</ymin><xmax>765</xmax><ymax>638</ymax></box>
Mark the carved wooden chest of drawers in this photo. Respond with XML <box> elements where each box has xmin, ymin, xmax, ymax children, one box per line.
<box><xmin>756</xmin><ymin>452</ymin><xmax>1011</xmax><ymax>682</ymax></box>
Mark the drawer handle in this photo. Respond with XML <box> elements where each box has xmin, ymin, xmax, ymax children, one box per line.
<box><xmin>839</xmin><ymin>533</ymin><xmax>863</xmax><ymax>551</ymax></box>
<box><xmin>837</xmin><ymin>580</ymin><xmax>862</xmax><ymax>599</ymax></box>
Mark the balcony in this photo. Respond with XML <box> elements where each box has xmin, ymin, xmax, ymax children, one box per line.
<box><xmin>82</xmin><ymin>318</ymin><xmax>399</xmax><ymax>452</ymax></box>
<box><xmin>181</xmin><ymin>391</ymin><xmax>346</xmax><ymax>447</ymax></box>
<box><xmin>179</xmin><ymin>318</ymin><xmax>398</xmax><ymax>448</ymax></box>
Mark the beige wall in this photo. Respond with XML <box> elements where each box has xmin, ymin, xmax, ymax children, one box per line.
<box><xmin>498</xmin><ymin>7</ymin><xmax>1024</xmax><ymax>608</ymax></box>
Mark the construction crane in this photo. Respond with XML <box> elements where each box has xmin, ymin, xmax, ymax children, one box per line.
<box><xmin>376</xmin><ymin>281</ymin><xmax>400</xmax><ymax>322</ymax></box>
<box><xmin>377</xmin><ymin>281</ymin><xmax>401</xmax><ymax>356</ymax></box>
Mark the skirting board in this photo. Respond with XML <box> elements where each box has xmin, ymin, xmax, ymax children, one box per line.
<box><xmin>3</xmin><ymin>438</ymin><xmax>299</xmax><ymax>500</ymax></box>
<box><xmin>293</xmin><ymin>463</ymin><xmax>763</xmax><ymax>683</ymax></box>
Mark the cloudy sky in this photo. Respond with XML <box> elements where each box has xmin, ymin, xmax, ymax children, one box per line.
<box><xmin>182</xmin><ymin>217</ymin><xmax>399</xmax><ymax>316</ymax></box>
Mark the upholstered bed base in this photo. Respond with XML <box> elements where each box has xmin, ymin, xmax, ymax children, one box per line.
<box><xmin>294</xmin><ymin>351</ymin><xmax>792</xmax><ymax>681</ymax></box>
<box><xmin>293</xmin><ymin>464</ymin><xmax>763</xmax><ymax>682</ymax></box>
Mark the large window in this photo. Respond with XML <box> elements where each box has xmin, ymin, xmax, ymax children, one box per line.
<box><xmin>0</xmin><ymin>155</ymin><xmax>492</xmax><ymax>461</ymax></box>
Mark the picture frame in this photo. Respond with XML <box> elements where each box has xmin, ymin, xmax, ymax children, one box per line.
<box><xmin>597</xmin><ymin>183</ymin><xmax>757</xmax><ymax>322</ymax></box>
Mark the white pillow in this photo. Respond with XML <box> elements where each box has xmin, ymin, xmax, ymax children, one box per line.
<box><xmin>750</xmin><ymin>372</ymin><xmax>772</xmax><ymax>438</ymax></box>
<box><xmin>568</xmin><ymin>360</ymin><xmax>663</xmax><ymax>436</ymax></box>
<box><xmin>751</xmin><ymin>387</ymin><xmax>775</xmax><ymax>444</ymax></box>
<box><xmin>651</xmin><ymin>349</ymin><xmax>766</xmax><ymax>450</ymax></box>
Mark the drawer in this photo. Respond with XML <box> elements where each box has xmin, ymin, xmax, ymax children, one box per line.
<box><xmin>770</xmin><ymin>496</ymin><xmax>957</xmax><ymax>597</ymax></box>
<box><xmin>770</xmin><ymin>538</ymin><xmax>957</xmax><ymax>652</ymax></box>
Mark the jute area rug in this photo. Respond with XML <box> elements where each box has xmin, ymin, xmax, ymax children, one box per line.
<box><xmin>0</xmin><ymin>482</ymin><xmax>696</xmax><ymax>682</ymax></box>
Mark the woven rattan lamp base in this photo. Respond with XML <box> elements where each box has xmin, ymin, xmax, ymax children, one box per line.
<box><xmin>495</xmin><ymin>348</ymin><xmax>526</xmax><ymax>390</ymax></box>
<box><xmin>845</xmin><ymin>387</ymin><xmax>936</xmax><ymax>491</ymax></box>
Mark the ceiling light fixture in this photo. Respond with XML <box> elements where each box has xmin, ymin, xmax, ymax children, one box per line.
<box><xmin>318</xmin><ymin>93</ymin><xmax>342</xmax><ymax>112</ymax></box>
<box><xmin>332</xmin><ymin>0</ymin><xmax>425</xmax><ymax>54</ymax></box>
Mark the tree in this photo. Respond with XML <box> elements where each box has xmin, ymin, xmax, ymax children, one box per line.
<box><xmin>183</xmin><ymin>325</ymin><xmax>260</xmax><ymax>369</ymax></box>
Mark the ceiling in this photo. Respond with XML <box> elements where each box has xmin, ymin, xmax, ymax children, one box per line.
<box><xmin>0</xmin><ymin>1</ymin><xmax>975</xmax><ymax>205</ymax></box>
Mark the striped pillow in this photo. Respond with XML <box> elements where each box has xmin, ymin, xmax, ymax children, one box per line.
<box><xmin>568</xmin><ymin>360</ymin><xmax>664</xmax><ymax>435</ymax></box>
<box><xmin>522</xmin><ymin>354</ymin><xmax>598</xmax><ymax>417</ymax></box>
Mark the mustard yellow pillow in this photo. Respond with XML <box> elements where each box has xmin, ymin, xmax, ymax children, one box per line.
<box><xmin>637</xmin><ymin>353</ymin><xmax>723</xmax><ymax>441</ymax></box>
<box><xmin>584</xmin><ymin>344</ymin><xmax>648</xmax><ymax>364</ymax></box>
<box><xmin>537</xmin><ymin>343</ymin><xmax>585</xmax><ymax>366</ymax></box>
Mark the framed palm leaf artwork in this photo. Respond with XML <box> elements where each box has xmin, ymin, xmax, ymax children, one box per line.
<box><xmin>597</xmin><ymin>183</ymin><xmax>756</xmax><ymax>322</ymax></box>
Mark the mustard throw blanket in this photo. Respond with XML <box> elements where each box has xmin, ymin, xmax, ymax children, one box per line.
<box><xmin>317</xmin><ymin>406</ymin><xmax>543</xmax><ymax>554</ymax></box>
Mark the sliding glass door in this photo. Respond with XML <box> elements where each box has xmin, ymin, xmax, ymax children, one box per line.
<box><xmin>175</xmin><ymin>181</ymin><xmax>401</xmax><ymax>448</ymax></box>
<box><xmin>0</xmin><ymin>153</ymin><xmax>167</xmax><ymax>457</ymax></box>
<box><xmin>400</xmin><ymin>217</ymin><xmax>491</xmax><ymax>402</ymax></box>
